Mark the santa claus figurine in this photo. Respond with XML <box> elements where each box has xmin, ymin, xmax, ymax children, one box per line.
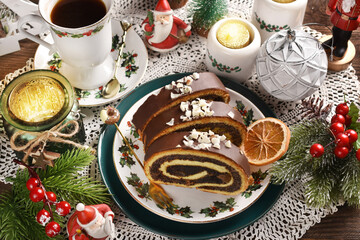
<box><xmin>142</xmin><ymin>0</ymin><xmax>191</xmax><ymax>52</ymax></box>
<box><xmin>67</xmin><ymin>203</ymin><xmax>115</xmax><ymax>240</ymax></box>
<box><xmin>323</xmin><ymin>0</ymin><xmax>360</xmax><ymax>59</ymax></box>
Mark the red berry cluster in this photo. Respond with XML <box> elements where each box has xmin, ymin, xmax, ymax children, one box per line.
<box><xmin>14</xmin><ymin>160</ymin><xmax>71</xmax><ymax>238</ymax></box>
<box><xmin>310</xmin><ymin>102</ymin><xmax>360</xmax><ymax>160</ymax></box>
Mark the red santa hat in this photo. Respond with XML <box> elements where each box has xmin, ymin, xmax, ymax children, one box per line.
<box><xmin>76</xmin><ymin>203</ymin><xmax>100</xmax><ymax>228</ymax></box>
<box><xmin>153</xmin><ymin>0</ymin><xmax>173</xmax><ymax>16</ymax></box>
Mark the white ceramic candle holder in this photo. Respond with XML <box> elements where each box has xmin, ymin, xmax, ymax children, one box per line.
<box><xmin>205</xmin><ymin>18</ymin><xmax>261</xmax><ymax>83</ymax></box>
<box><xmin>252</xmin><ymin>0</ymin><xmax>308</xmax><ymax>43</ymax></box>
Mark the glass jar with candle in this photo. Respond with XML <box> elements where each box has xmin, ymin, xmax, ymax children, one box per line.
<box><xmin>0</xmin><ymin>70</ymin><xmax>86</xmax><ymax>162</ymax></box>
<box><xmin>205</xmin><ymin>18</ymin><xmax>261</xmax><ymax>82</ymax></box>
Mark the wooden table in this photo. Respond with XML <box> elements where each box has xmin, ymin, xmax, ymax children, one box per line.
<box><xmin>1</xmin><ymin>0</ymin><xmax>360</xmax><ymax>239</ymax></box>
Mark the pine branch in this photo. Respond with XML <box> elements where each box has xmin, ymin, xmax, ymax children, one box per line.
<box><xmin>271</xmin><ymin>119</ymin><xmax>333</xmax><ymax>183</ymax></box>
<box><xmin>340</xmin><ymin>152</ymin><xmax>360</xmax><ymax>207</ymax></box>
<box><xmin>43</xmin><ymin>175</ymin><xmax>110</xmax><ymax>205</ymax></box>
<box><xmin>38</xmin><ymin>149</ymin><xmax>95</xmax><ymax>179</ymax></box>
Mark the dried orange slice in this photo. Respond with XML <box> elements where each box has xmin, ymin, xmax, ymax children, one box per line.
<box><xmin>243</xmin><ymin>117</ymin><xmax>290</xmax><ymax>166</ymax></box>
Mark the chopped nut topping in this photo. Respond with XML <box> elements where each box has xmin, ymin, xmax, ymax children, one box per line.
<box><xmin>166</xmin><ymin>118</ymin><xmax>175</xmax><ymax>126</ymax></box>
<box><xmin>182</xmin><ymin>129</ymin><xmax>232</xmax><ymax>150</ymax></box>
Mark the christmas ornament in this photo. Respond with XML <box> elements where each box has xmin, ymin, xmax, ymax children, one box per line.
<box><xmin>188</xmin><ymin>0</ymin><xmax>228</xmax><ymax>37</ymax></box>
<box><xmin>256</xmin><ymin>29</ymin><xmax>328</xmax><ymax>101</ymax></box>
<box><xmin>0</xmin><ymin>149</ymin><xmax>110</xmax><ymax>240</ymax></box>
<box><xmin>205</xmin><ymin>18</ymin><xmax>261</xmax><ymax>82</ymax></box>
<box><xmin>141</xmin><ymin>0</ymin><xmax>191</xmax><ymax>52</ymax></box>
<box><xmin>271</xmin><ymin>100</ymin><xmax>360</xmax><ymax>208</ymax></box>
<box><xmin>251</xmin><ymin>0</ymin><xmax>307</xmax><ymax>43</ymax></box>
<box><xmin>67</xmin><ymin>203</ymin><xmax>115</xmax><ymax>240</ymax></box>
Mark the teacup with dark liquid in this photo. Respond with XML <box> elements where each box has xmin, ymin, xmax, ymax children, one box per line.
<box><xmin>18</xmin><ymin>0</ymin><xmax>115</xmax><ymax>90</ymax></box>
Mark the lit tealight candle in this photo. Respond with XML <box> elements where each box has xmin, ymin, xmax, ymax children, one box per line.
<box><xmin>272</xmin><ymin>0</ymin><xmax>295</xmax><ymax>3</ymax></box>
<box><xmin>216</xmin><ymin>19</ymin><xmax>250</xmax><ymax>49</ymax></box>
<box><xmin>9</xmin><ymin>78</ymin><xmax>65</xmax><ymax>123</ymax></box>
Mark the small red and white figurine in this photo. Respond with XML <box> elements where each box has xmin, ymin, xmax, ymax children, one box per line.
<box><xmin>141</xmin><ymin>0</ymin><xmax>191</xmax><ymax>52</ymax></box>
<box><xmin>67</xmin><ymin>203</ymin><xmax>115</xmax><ymax>240</ymax></box>
<box><xmin>323</xmin><ymin>0</ymin><xmax>360</xmax><ymax>58</ymax></box>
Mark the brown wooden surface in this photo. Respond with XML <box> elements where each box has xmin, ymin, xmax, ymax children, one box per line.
<box><xmin>0</xmin><ymin>0</ymin><xmax>360</xmax><ymax>239</ymax></box>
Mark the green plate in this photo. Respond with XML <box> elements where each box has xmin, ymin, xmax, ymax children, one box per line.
<box><xmin>97</xmin><ymin>73</ymin><xmax>284</xmax><ymax>239</ymax></box>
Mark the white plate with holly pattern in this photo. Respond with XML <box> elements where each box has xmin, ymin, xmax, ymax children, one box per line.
<box><xmin>34</xmin><ymin>19</ymin><xmax>148</xmax><ymax>107</ymax></box>
<box><xmin>111</xmin><ymin>79</ymin><xmax>272</xmax><ymax>223</ymax></box>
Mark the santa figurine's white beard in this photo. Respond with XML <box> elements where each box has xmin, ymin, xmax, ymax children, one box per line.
<box><xmin>149</xmin><ymin>16</ymin><xmax>173</xmax><ymax>44</ymax></box>
<box><xmin>84</xmin><ymin>217</ymin><xmax>107</xmax><ymax>239</ymax></box>
<box><xmin>342</xmin><ymin>0</ymin><xmax>356</xmax><ymax>13</ymax></box>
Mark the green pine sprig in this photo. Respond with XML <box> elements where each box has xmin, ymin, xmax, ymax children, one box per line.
<box><xmin>270</xmin><ymin>118</ymin><xmax>360</xmax><ymax>208</ymax></box>
<box><xmin>0</xmin><ymin>149</ymin><xmax>111</xmax><ymax>240</ymax></box>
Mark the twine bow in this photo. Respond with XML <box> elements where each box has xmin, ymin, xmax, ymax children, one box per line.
<box><xmin>10</xmin><ymin>120</ymin><xmax>88</xmax><ymax>164</ymax></box>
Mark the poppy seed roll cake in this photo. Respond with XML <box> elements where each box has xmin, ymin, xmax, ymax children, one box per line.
<box><xmin>142</xmin><ymin>99</ymin><xmax>247</xmax><ymax>151</ymax></box>
<box><xmin>144</xmin><ymin>130</ymin><xmax>252</xmax><ymax>195</ymax></box>
<box><xmin>132</xmin><ymin>72</ymin><xmax>230</xmax><ymax>138</ymax></box>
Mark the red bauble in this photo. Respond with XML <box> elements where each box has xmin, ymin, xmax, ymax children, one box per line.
<box><xmin>45</xmin><ymin>221</ymin><xmax>61</xmax><ymax>237</ymax></box>
<box><xmin>345</xmin><ymin>129</ymin><xmax>358</xmax><ymax>143</ymax></box>
<box><xmin>45</xmin><ymin>191</ymin><xmax>57</xmax><ymax>203</ymax></box>
<box><xmin>330</xmin><ymin>122</ymin><xmax>345</xmax><ymax>135</ymax></box>
<box><xmin>335</xmin><ymin>102</ymin><xmax>349</xmax><ymax>115</ymax></box>
<box><xmin>356</xmin><ymin>149</ymin><xmax>360</xmax><ymax>161</ymax></box>
<box><xmin>336</xmin><ymin>133</ymin><xmax>350</xmax><ymax>147</ymax></box>
<box><xmin>29</xmin><ymin>187</ymin><xmax>45</xmax><ymax>202</ymax></box>
<box><xmin>334</xmin><ymin>146</ymin><xmax>349</xmax><ymax>159</ymax></box>
<box><xmin>310</xmin><ymin>143</ymin><xmax>325</xmax><ymax>157</ymax></box>
<box><xmin>36</xmin><ymin>209</ymin><xmax>51</xmax><ymax>226</ymax></box>
<box><xmin>56</xmin><ymin>201</ymin><xmax>71</xmax><ymax>216</ymax></box>
<box><xmin>26</xmin><ymin>178</ymin><xmax>39</xmax><ymax>191</ymax></box>
<box><xmin>331</xmin><ymin>114</ymin><xmax>346</xmax><ymax>124</ymax></box>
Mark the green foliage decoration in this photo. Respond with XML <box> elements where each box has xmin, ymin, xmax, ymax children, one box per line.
<box><xmin>0</xmin><ymin>149</ymin><xmax>111</xmax><ymax>240</ymax></box>
<box><xmin>270</xmin><ymin>114</ymin><xmax>360</xmax><ymax>208</ymax></box>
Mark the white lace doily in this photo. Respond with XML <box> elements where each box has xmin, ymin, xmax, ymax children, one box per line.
<box><xmin>1</xmin><ymin>0</ymin><xmax>359</xmax><ymax>239</ymax></box>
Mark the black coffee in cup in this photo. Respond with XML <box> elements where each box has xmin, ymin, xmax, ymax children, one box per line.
<box><xmin>50</xmin><ymin>0</ymin><xmax>106</xmax><ymax>28</ymax></box>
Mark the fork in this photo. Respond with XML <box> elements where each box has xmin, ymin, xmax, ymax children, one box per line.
<box><xmin>100</xmin><ymin>107</ymin><xmax>174</xmax><ymax>209</ymax></box>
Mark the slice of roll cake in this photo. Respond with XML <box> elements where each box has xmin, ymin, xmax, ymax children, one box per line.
<box><xmin>142</xmin><ymin>99</ymin><xmax>247</xmax><ymax>151</ymax></box>
<box><xmin>144</xmin><ymin>130</ymin><xmax>252</xmax><ymax>195</ymax></box>
<box><xmin>132</xmin><ymin>72</ymin><xmax>230</xmax><ymax>138</ymax></box>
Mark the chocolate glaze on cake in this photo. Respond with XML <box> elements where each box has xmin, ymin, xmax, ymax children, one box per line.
<box><xmin>142</xmin><ymin>101</ymin><xmax>247</xmax><ymax>150</ymax></box>
<box><xmin>132</xmin><ymin>72</ymin><xmax>230</xmax><ymax>137</ymax></box>
<box><xmin>144</xmin><ymin>131</ymin><xmax>251</xmax><ymax>195</ymax></box>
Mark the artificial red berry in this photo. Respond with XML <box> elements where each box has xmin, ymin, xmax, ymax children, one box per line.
<box><xmin>336</xmin><ymin>133</ymin><xmax>350</xmax><ymax>147</ymax></box>
<box><xmin>36</xmin><ymin>209</ymin><xmax>51</xmax><ymax>226</ymax></box>
<box><xmin>345</xmin><ymin>114</ymin><xmax>352</xmax><ymax>127</ymax></box>
<box><xmin>45</xmin><ymin>221</ymin><xmax>61</xmax><ymax>237</ymax></box>
<box><xmin>45</xmin><ymin>191</ymin><xmax>57</xmax><ymax>203</ymax></box>
<box><xmin>330</xmin><ymin>122</ymin><xmax>345</xmax><ymax>135</ymax></box>
<box><xmin>356</xmin><ymin>149</ymin><xmax>360</xmax><ymax>161</ymax></box>
<box><xmin>310</xmin><ymin>143</ymin><xmax>324</xmax><ymax>157</ymax></box>
<box><xmin>29</xmin><ymin>187</ymin><xmax>45</xmax><ymax>202</ymax></box>
<box><xmin>55</xmin><ymin>201</ymin><xmax>71</xmax><ymax>216</ymax></box>
<box><xmin>345</xmin><ymin>129</ymin><xmax>358</xmax><ymax>144</ymax></box>
<box><xmin>331</xmin><ymin>114</ymin><xmax>346</xmax><ymax>124</ymax></box>
<box><xmin>334</xmin><ymin>146</ymin><xmax>349</xmax><ymax>159</ymax></box>
<box><xmin>26</xmin><ymin>178</ymin><xmax>39</xmax><ymax>191</ymax></box>
<box><xmin>336</xmin><ymin>102</ymin><xmax>349</xmax><ymax>115</ymax></box>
